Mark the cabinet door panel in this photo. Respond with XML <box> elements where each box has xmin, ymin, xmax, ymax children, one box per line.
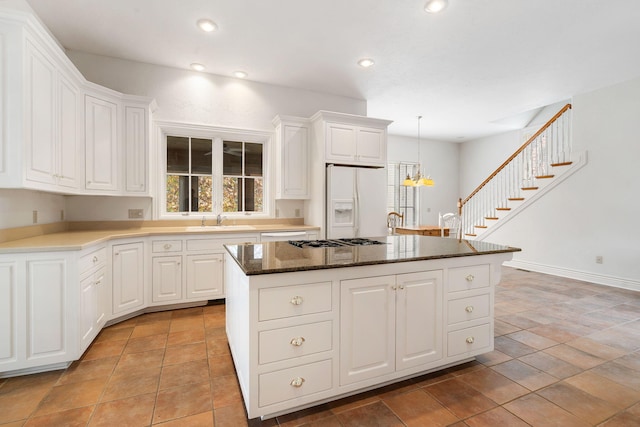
<box><xmin>26</xmin><ymin>259</ymin><xmax>66</xmax><ymax>359</ymax></box>
<box><xmin>325</xmin><ymin>123</ymin><xmax>356</xmax><ymax>162</ymax></box>
<box><xmin>124</xmin><ymin>106</ymin><xmax>147</xmax><ymax>193</ymax></box>
<box><xmin>112</xmin><ymin>242</ymin><xmax>144</xmax><ymax>314</ymax></box>
<box><xmin>340</xmin><ymin>275</ymin><xmax>395</xmax><ymax>385</ymax></box>
<box><xmin>356</xmin><ymin>127</ymin><xmax>385</xmax><ymax>165</ymax></box>
<box><xmin>186</xmin><ymin>253</ymin><xmax>223</xmax><ymax>299</ymax></box>
<box><xmin>25</xmin><ymin>40</ymin><xmax>56</xmax><ymax>185</ymax></box>
<box><xmin>152</xmin><ymin>256</ymin><xmax>182</xmax><ymax>302</ymax></box>
<box><xmin>0</xmin><ymin>262</ymin><xmax>18</xmax><ymax>363</ymax></box>
<box><xmin>85</xmin><ymin>95</ymin><xmax>118</xmax><ymax>191</ymax></box>
<box><xmin>79</xmin><ymin>274</ymin><xmax>97</xmax><ymax>349</ymax></box>
<box><xmin>396</xmin><ymin>271</ymin><xmax>443</xmax><ymax>371</ymax></box>
<box><xmin>57</xmin><ymin>75</ymin><xmax>79</xmax><ymax>189</ymax></box>
<box><xmin>279</xmin><ymin>123</ymin><xmax>309</xmax><ymax>198</ymax></box>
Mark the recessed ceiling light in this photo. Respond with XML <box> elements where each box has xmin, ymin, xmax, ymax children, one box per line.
<box><xmin>424</xmin><ymin>0</ymin><xmax>448</xmax><ymax>13</ymax></box>
<box><xmin>357</xmin><ymin>58</ymin><xmax>375</xmax><ymax>68</ymax></box>
<box><xmin>197</xmin><ymin>19</ymin><xmax>217</xmax><ymax>32</ymax></box>
<box><xmin>190</xmin><ymin>63</ymin><xmax>205</xmax><ymax>72</ymax></box>
<box><xmin>233</xmin><ymin>70</ymin><xmax>248</xmax><ymax>79</ymax></box>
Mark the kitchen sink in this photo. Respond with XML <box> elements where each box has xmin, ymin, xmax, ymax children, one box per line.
<box><xmin>185</xmin><ymin>225</ymin><xmax>256</xmax><ymax>232</ymax></box>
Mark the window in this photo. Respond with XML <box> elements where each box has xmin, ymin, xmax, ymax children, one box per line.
<box><xmin>222</xmin><ymin>141</ymin><xmax>263</xmax><ymax>213</ymax></box>
<box><xmin>166</xmin><ymin>136</ymin><xmax>213</xmax><ymax>213</ymax></box>
<box><xmin>387</xmin><ymin>162</ymin><xmax>419</xmax><ymax>226</ymax></box>
<box><xmin>163</xmin><ymin>129</ymin><xmax>266</xmax><ymax>217</ymax></box>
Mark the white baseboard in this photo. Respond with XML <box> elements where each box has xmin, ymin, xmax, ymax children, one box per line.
<box><xmin>504</xmin><ymin>259</ymin><xmax>640</xmax><ymax>292</ymax></box>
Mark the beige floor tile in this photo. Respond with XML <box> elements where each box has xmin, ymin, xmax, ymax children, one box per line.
<box><xmin>90</xmin><ymin>393</ymin><xmax>156</xmax><ymax>426</ymax></box>
<box><xmin>33</xmin><ymin>378</ymin><xmax>107</xmax><ymax>416</ymax></box>
<box><xmin>153</xmin><ymin>382</ymin><xmax>212</xmax><ymax>424</ymax></box>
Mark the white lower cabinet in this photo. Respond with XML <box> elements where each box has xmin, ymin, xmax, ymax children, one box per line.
<box><xmin>225</xmin><ymin>255</ymin><xmax>508</xmax><ymax>420</ymax></box>
<box><xmin>78</xmin><ymin>246</ymin><xmax>107</xmax><ymax>353</ymax></box>
<box><xmin>0</xmin><ymin>253</ymin><xmax>77</xmax><ymax>376</ymax></box>
<box><xmin>150</xmin><ymin>235</ymin><xmax>257</xmax><ymax>305</ymax></box>
<box><xmin>112</xmin><ymin>241</ymin><xmax>145</xmax><ymax>315</ymax></box>
<box><xmin>339</xmin><ymin>270</ymin><xmax>443</xmax><ymax>386</ymax></box>
<box><xmin>151</xmin><ymin>256</ymin><xmax>182</xmax><ymax>303</ymax></box>
<box><xmin>186</xmin><ymin>253</ymin><xmax>224</xmax><ymax>299</ymax></box>
<box><xmin>0</xmin><ymin>261</ymin><xmax>18</xmax><ymax>367</ymax></box>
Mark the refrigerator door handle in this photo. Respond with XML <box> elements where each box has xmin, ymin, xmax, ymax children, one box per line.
<box><xmin>354</xmin><ymin>169</ymin><xmax>360</xmax><ymax>236</ymax></box>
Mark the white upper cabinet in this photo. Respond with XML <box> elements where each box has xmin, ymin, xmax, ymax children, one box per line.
<box><xmin>0</xmin><ymin>8</ymin><xmax>153</xmax><ymax>196</ymax></box>
<box><xmin>312</xmin><ymin>111</ymin><xmax>392</xmax><ymax>168</ymax></box>
<box><xmin>273</xmin><ymin>115</ymin><xmax>310</xmax><ymax>199</ymax></box>
<box><xmin>23</xmin><ymin>36</ymin><xmax>81</xmax><ymax>192</ymax></box>
<box><xmin>124</xmin><ymin>105</ymin><xmax>148</xmax><ymax>193</ymax></box>
<box><xmin>85</xmin><ymin>94</ymin><xmax>118</xmax><ymax>192</ymax></box>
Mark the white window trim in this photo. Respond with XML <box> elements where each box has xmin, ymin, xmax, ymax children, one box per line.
<box><xmin>153</xmin><ymin>120</ymin><xmax>273</xmax><ymax>220</ymax></box>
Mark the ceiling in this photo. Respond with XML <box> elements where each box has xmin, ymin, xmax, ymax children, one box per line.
<box><xmin>25</xmin><ymin>0</ymin><xmax>640</xmax><ymax>141</ymax></box>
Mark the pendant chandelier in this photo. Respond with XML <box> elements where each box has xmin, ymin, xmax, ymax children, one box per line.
<box><xmin>402</xmin><ymin>115</ymin><xmax>434</xmax><ymax>187</ymax></box>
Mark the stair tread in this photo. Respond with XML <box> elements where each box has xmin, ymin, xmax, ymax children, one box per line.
<box><xmin>535</xmin><ymin>175</ymin><xmax>555</xmax><ymax>179</ymax></box>
<box><xmin>551</xmin><ymin>161</ymin><xmax>573</xmax><ymax>167</ymax></box>
<box><xmin>475</xmin><ymin>225</ymin><xmax>488</xmax><ymax>228</ymax></box>
<box><xmin>496</xmin><ymin>207</ymin><xmax>511</xmax><ymax>211</ymax></box>
<box><xmin>485</xmin><ymin>217</ymin><xmax>499</xmax><ymax>220</ymax></box>
<box><xmin>508</xmin><ymin>197</ymin><xmax>525</xmax><ymax>201</ymax></box>
<box><xmin>521</xmin><ymin>187</ymin><xmax>539</xmax><ymax>190</ymax></box>
<box><xmin>465</xmin><ymin>233</ymin><xmax>477</xmax><ymax>237</ymax></box>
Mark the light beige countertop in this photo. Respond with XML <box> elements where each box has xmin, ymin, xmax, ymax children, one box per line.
<box><xmin>0</xmin><ymin>223</ymin><xmax>319</xmax><ymax>254</ymax></box>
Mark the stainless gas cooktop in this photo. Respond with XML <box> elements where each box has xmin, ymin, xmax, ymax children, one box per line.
<box><xmin>288</xmin><ymin>238</ymin><xmax>386</xmax><ymax>249</ymax></box>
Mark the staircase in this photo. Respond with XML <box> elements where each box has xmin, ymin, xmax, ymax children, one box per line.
<box><xmin>459</xmin><ymin>104</ymin><xmax>587</xmax><ymax>241</ymax></box>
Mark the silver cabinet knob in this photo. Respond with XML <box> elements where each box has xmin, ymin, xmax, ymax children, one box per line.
<box><xmin>290</xmin><ymin>377</ymin><xmax>305</xmax><ymax>387</ymax></box>
<box><xmin>164</xmin><ymin>243</ymin><xmax>172</xmax><ymax>250</ymax></box>
<box><xmin>290</xmin><ymin>296</ymin><xmax>303</xmax><ymax>305</ymax></box>
<box><xmin>465</xmin><ymin>274</ymin><xmax>475</xmax><ymax>282</ymax></box>
<box><xmin>466</xmin><ymin>336</ymin><xmax>475</xmax><ymax>344</ymax></box>
<box><xmin>92</xmin><ymin>256</ymin><xmax>98</xmax><ymax>263</ymax></box>
<box><xmin>290</xmin><ymin>337</ymin><xmax>305</xmax><ymax>347</ymax></box>
<box><xmin>465</xmin><ymin>306</ymin><xmax>474</xmax><ymax>313</ymax></box>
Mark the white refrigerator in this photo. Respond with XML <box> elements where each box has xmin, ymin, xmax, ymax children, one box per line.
<box><xmin>326</xmin><ymin>164</ymin><xmax>388</xmax><ymax>239</ymax></box>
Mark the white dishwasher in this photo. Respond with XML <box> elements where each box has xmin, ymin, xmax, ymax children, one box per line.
<box><xmin>260</xmin><ymin>231</ymin><xmax>309</xmax><ymax>242</ymax></box>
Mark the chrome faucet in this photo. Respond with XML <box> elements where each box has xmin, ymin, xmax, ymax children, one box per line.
<box><xmin>216</xmin><ymin>214</ymin><xmax>225</xmax><ymax>226</ymax></box>
<box><xmin>201</xmin><ymin>216</ymin><xmax>206</xmax><ymax>227</ymax></box>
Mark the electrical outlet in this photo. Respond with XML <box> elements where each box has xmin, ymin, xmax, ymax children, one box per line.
<box><xmin>128</xmin><ymin>209</ymin><xmax>144</xmax><ymax>219</ymax></box>
<box><xmin>32</xmin><ymin>210</ymin><xmax>38</xmax><ymax>224</ymax></box>
<box><xmin>295</xmin><ymin>208</ymin><xmax>301</xmax><ymax>217</ymax></box>
<box><xmin>596</xmin><ymin>255</ymin><xmax>603</xmax><ymax>264</ymax></box>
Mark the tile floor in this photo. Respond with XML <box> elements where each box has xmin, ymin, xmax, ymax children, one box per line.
<box><xmin>1</xmin><ymin>267</ymin><xmax>640</xmax><ymax>426</ymax></box>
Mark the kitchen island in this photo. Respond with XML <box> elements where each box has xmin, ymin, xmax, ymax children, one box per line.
<box><xmin>224</xmin><ymin>235</ymin><xmax>520</xmax><ymax>419</ymax></box>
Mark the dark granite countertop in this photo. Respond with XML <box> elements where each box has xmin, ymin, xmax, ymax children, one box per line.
<box><xmin>224</xmin><ymin>235</ymin><xmax>521</xmax><ymax>276</ymax></box>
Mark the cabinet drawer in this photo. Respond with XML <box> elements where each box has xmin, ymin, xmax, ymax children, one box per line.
<box><xmin>186</xmin><ymin>236</ymin><xmax>257</xmax><ymax>252</ymax></box>
<box><xmin>449</xmin><ymin>264</ymin><xmax>490</xmax><ymax>293</ymax></box>
<box><xmin>447</xmin><ymin>323</ymin><xmax>492</xmax><ymax>357</ymax></box>
<box><xmin>448</xmin><ymin>293</ymin><xmax>490</xmax><ymax>326</ymax></box>
<box><xmin>79</xmin><ymin>247</ymin><xmax>106</xmax><ymax>274</ymax></box>
<box><xmin>259</xmin><ymin>282</ymin><xmax>332</xmax><ymax>321</ymax></box>
<box><xmin>152</xmin><ymin>240</ymin><xmax>183</xmax><ymax>253</ymax></box>
<box><xmin>259</xmin><ymin>321</ymin><xmax>332</xmax><ymax>365</ymax></box>
<box><xmin>259</xmin><ymin>359</ymin><xmax>333</xmax><ymax>407</ymax></box>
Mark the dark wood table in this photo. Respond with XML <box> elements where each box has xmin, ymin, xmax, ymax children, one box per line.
<box><xmin>394</xmin><ymin>225</ymin><xmax>449</xmax><ymax>237</ymax></box>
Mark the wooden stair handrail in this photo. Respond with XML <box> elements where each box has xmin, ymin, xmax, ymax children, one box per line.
<box><xmin>460</xmin><ymin>103</ymin><xmax>572</xmax><ymax>208</ymax></box>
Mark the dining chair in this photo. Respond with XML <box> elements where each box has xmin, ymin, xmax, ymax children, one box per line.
<box><xmin>440</xmin><ymin>212</ymin><xmax>460</xmax><ymax>239</ymax></box>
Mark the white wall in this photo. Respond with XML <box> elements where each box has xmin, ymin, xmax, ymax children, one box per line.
<box><xmin>387</xmin><ymin>135</ymin><xmax>459</xmax><ymax>225</ymax></box>
<box><xmin>0</xmin><ymin>189</ymin><xmax>65</xmax><ymax>228</ymax></box>
<box><xmin>66</xmin><ymin>51</ymin><xmax>366</xmax><ymax>129</ymax></box>
<box><xmin>460</xmin><ymin>78</ymin><xmax>640</xmax><ymax>287</ymax></box>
